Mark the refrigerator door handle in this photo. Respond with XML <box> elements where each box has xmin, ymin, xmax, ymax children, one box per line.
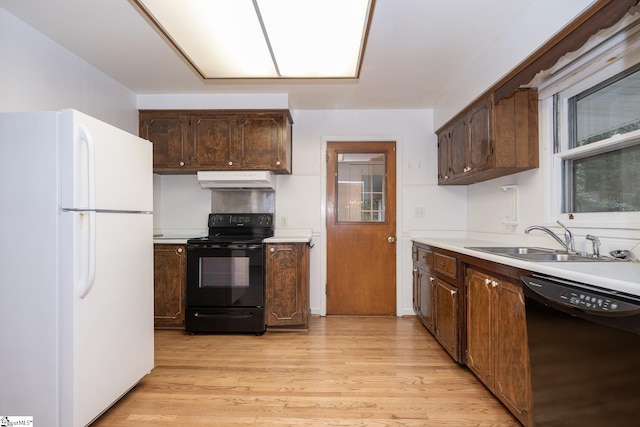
<box><xmin>78</xmin><ymin>125</ymin><xmax>96</xmax><ymax>210</ymax></box>
<box><xmin>78</xmin><ymin>211</ymin><xmax>96</xmax><ymax>298</ymax></box>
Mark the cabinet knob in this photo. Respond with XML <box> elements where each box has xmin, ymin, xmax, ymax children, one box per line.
<box><xmin>429</xmin><ymin>276</ymin><xmax>434</xmax><ymax>282</ymax></box>
<box><xmin>444</xmin><ymin>175</ymin><xmax>449</xmax><ymax>180</ymax></box>
<box><xmin>176</xmin><ymin>247</ymin><xmax>183</xmax><ymax>254</ymax></box>
<box><xmin>276</xmin><ymin>160</ymin><xmax>281</xmax><ymax>166</ymax></box>
<box><xmin>450</xmin><ymin>289</ymin><xmax>456</xmax><ymax>296</ymax></box>
<box><xmin>179</xmin><ymin>161</ymin><xmax>185</xmax><ymax>166</ymax></box>
<box><xmin>492</xmin><ymin>280</ymin><xmax>499</xmax><ymax>288</ymax></box>
<box><xmin>228</xmin><ymin>161</ymin><xmax>233</xmax><ymax>166</ymax></box>
<box><xmin>270</xmin><ymin>247</ymin><xmax>275</xmax><ymax>253</ymax></box>
<box><xmin>484</xmin><ymin>278</ymin><xmax>491</xmax><ymax>285</ymax></box>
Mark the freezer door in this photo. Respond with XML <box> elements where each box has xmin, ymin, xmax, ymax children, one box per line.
<box><xmin>59</xmin><ymin>210</ymin><xmax>154</xmax><ymax>426</ymax></box>
<box><xmin>59</xmin><ymin>109</ymin><xmax>153</xmax><ymax>212</ymax></box>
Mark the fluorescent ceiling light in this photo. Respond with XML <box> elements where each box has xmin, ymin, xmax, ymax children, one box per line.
<box><xmin>134</xmin><ymin>0</ymin><xmax>374</xmax><ymax>79</ymax></box>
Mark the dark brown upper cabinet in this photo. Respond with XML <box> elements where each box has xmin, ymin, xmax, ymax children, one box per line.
<box><xmin>437</xmin><ymin>88</ymin><xmax>538</xmax><ymax>185</ymax></box>
<box><xmin>139</xmin><ymin>109</ymin><xmax>293</xmax><ymax>175</ymax></box>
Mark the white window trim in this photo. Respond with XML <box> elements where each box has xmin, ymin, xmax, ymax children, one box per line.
<box><xmin>537</xmin><ymin>12</ymin><xmax>640</xmax><ymax>230</ymax></box>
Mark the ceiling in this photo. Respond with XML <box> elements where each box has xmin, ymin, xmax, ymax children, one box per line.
<box><xmin>1</xmin><ymin>0</ymin><xmax>543</xmax><ymax>110</ymax></box>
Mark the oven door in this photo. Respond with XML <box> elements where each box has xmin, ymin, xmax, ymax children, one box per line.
<box><xmin>186</xmin><ymin>244</ymin><xmax>264</xmax><ymax>308</ymax></box>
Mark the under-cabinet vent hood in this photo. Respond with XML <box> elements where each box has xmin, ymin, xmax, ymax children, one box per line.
<box><xmin>197</xmin><ymin>171</ymin><xmax>275</xmax><ymax>190</ymax></box>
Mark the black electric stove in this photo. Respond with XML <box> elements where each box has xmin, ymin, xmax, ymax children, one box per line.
<box><xmin>184</xmin><ymin>213</ymin><xmax>273</xmax><ymax>335</ymax></box>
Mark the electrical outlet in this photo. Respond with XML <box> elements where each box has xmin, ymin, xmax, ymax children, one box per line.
<box><xmin>415</xmin><ymin>207</ymin><xmax>425</xmax><ymax>218</ymax></box>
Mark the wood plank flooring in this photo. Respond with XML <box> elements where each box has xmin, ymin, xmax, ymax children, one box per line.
<box><xmin>93</xmin><ymin>316</ymin><xmax>519</xmax><ymax>426</ymax></box>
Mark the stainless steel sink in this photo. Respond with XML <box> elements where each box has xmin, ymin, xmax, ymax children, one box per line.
<box><xmin>465</xmin><ymin>246</ymin><xmax>617</xmax><ymax>262</ymax></box>
<box><xmin>467</xmin><ymin>246</ymin><xmax>557</xmax><ymax>255</ymax></box>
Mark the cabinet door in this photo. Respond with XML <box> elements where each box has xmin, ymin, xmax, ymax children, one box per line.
<box><xmin>434</xmin><ymin>278</ymin><xmax>458</xmax><ymax>360</ymax></box>
<box><xmin>466</xmin><ymin>99</ymin><xmax>493</xmax><ymax>173</ymax></box>
<box><xmin>418</xmin><ymin>271</ymin><xmax>434</xmax><ymax>333</ymax></box>
<box><xmin>412</xmin><ymin>265</ymin><xmax>420</xmax><ymax>314</ymax></box>
<box><xmin>437</xmin><ymin>130</ymin><xmax>451</xmax><ymax>182</ymax></box>
<box><xmin>191</xmin><ymin>114</ymin><xmax>237</xmax><ymax>169</ymax></box>
<box><xmin>449</xmin><ymin>119</ymin><xmax>466</xmax><ymax>179</ymax></box>
<box><xmin>237</xmin><ymin>113</ymin><xmax>289</xmax><ymax>172</ymax></box>
<box><xmin>466</xmin><ymin>269</ymin><xmax>494</xmax><ymax>389</ymax></box>
<box><xmin>153</xmin><ymin>244</ymin><xmax>185</xmax><ymax>328</ymax></box>
<box><xmin>494</xmin><ymin>279</ymin><xmax>532</xmax><ymax>425</ymax></box>
<box><xmin>140</xmin><ymin>113</ymin><xmax>191</xmax><ymax>172</ymax></box>
<box><xmin>265</xmin><ymin>243</ymin><xmax>310</xmax><ymax>328</ymax></box>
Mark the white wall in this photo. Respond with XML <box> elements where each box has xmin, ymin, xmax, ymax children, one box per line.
<box><xmin>144</xmin><ymin>101</ymin><xmax>468</xmax><ymax>316</ymax></box>
<box><xmin>0</xmin><ymin>8</ymin><xmax>138</xmax><ymax>132</ymax></box>
<box><xmin>433</xmin><ymin>0</ymin><xmax>594</xmax><ymax>129</ymax></box>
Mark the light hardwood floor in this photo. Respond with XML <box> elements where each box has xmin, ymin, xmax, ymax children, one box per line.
<box><xmin>93</xmin><ymin>316</ymin><xmax>519</xmax><ymax>426</ymax></box>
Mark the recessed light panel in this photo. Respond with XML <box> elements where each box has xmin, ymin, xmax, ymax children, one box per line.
<box><xmin>134</xmin><ymin>0</ymin><xmax>374</xmax><ymax>79</ymax></box>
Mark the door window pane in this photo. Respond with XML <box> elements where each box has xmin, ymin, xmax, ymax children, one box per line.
<box><xmin>336</xmin><ymin>153</ymin><xmax>386</xmax><ymax>222</ymax></box>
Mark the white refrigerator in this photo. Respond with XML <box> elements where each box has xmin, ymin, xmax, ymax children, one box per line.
<box><xmin>0</xmin><ymin>109</ymin><xmax>154</xmax><ymax>426</ymax></box>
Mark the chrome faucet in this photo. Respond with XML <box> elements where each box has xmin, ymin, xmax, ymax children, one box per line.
<box><xmin>586</xmin><ymin>234</ymin><xmax>601</xmax><ymax>257</ymax></box>
<box><xmin>524</xmin><ymin>221</ymin><xmax>575</xmax><ymax>253</ymax></box>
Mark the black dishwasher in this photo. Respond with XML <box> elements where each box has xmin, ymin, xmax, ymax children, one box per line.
<box><xmin>521</xmin><ymin>273</ymin><xmax>640</xmax><ymax>426</ymax></box>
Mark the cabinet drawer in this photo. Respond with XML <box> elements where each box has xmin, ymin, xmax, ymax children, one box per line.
<box><xmin>433</xmin><ymin>252</ymin><xmax>456</xmax><ymax>279</ymax></box>
<box><xmin>415</xmin><ymin>246</ymin><xmax>433</xmax><ymax>268</ymax></box>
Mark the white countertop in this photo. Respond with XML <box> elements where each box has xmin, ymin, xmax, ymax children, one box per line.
<box><xmin>264</xmin><ymin>229</ymin><xmax>313</xmax><ymax>244</ymax></box>
<box><xmin>413</xmin><ymin>237</ymin><xmax>640</xmax><ymax>297</ymax></box>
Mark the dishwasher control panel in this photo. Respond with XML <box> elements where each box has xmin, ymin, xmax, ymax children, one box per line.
<box><xmin>522</xmin><ymin>274</ymin><xmax>640</xmax><ymax>315</ymax></box>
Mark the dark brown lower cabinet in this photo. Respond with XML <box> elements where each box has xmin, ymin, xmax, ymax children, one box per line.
<box><xmin>153</xmin><ymin>244</ymin><xmax>186</xmax><ymax>329</ymax></box>
<box><xmin>265</xmin><ymin>242</ymin><xmax>310</xmax><ymax>330</ymax></box>
<box><xmin>412</xmin><ymin>242</ymin><xmax>463</xmax><ymax>363</ymax></box>
<box><xmin>466</xmin><ymin>268</ymin><xmax>532</xmax><ymax>426</ymax></box>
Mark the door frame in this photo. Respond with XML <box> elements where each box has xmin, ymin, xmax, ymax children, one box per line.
<box><xmin>319</xmin><ymin>136</ymin><xmax>404</xmax><ymax>316</ymax></box>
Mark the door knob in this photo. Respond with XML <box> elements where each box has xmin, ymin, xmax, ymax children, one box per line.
<box><xmin>387</xmin><ymin>236</ymin><xmax>396</xmax><ymax>244</ymax></box>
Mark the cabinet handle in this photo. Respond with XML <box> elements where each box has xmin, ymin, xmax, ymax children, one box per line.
<box><xmin>176</xmin><ymin>247</ymin><xmax>183</xmax><ymax>254</ymax></box>
<box><xmin>413</xmin><ymin>267</ymin><xmax>418</xmax><ymax>272</ymax></box>
<box><xmin>179</xmin><ymin>161</ymin><xmax>185</xmax><ymax>166</ymax></box>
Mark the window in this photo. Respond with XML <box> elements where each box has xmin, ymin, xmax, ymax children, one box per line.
<box><xmin>561</xmin><ymin>65</ymin><xmax>640</xmax><ymax>213</ymax></box>
<box><xmin>539</xmin><ymin>13</ymin><xmax>640</xmax><ymax>225</ymax></box>
<box><xmin>336</xmin><ymin>153</ymin><xmax>386</xmax><ymax>222</ymax></box>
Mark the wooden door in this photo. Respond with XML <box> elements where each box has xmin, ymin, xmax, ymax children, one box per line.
<box><xmin>139</xmin><ymin>112</ymin><xmax>190</xmax><ymax>172</ymax></box>
<box><xmin>153</xmin><ymin>244</ymin><xmax>185</xmax><ymax>329</ymax></box>
<box><xmin>238</xmin><ymin>113</ymin><xmax>285</xmax><ymax>171</ymax></box>
<box><xmin>434</xmin><ymin>278</ymin><xmax>458</xmax><ymax>359</ymax></box>
<box><xmin>494</xmin><ymin>279</ymin><xmax>532</xmax><ymax>425</ymax></box>
<box><xmin>466</xmin><ymin>268</ymin><xmax>495</xmax><ymax>389</ymax></box>
<box><xmin>449</xmin><ymin>119</ymin><xmax>466</xmax><ymax>179</ymax></box>
<box><xmin>191</xmin><ymin>114</ymin><xmax>237</xmax><ymax>169</ymax></box>
<box><xmin>326</xmin><ymin>141</ymin><xmax>396</xmax><ymax>315</ymax></box>
<box><xmin>467</xmin><ymin>99</ymin><xmax>493</xmax><ymax>173</ymax></box>
<box><xmin>265</xmin><ymin>243</ymin><xmax>310</xmax><ymax>329</ymax></box>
